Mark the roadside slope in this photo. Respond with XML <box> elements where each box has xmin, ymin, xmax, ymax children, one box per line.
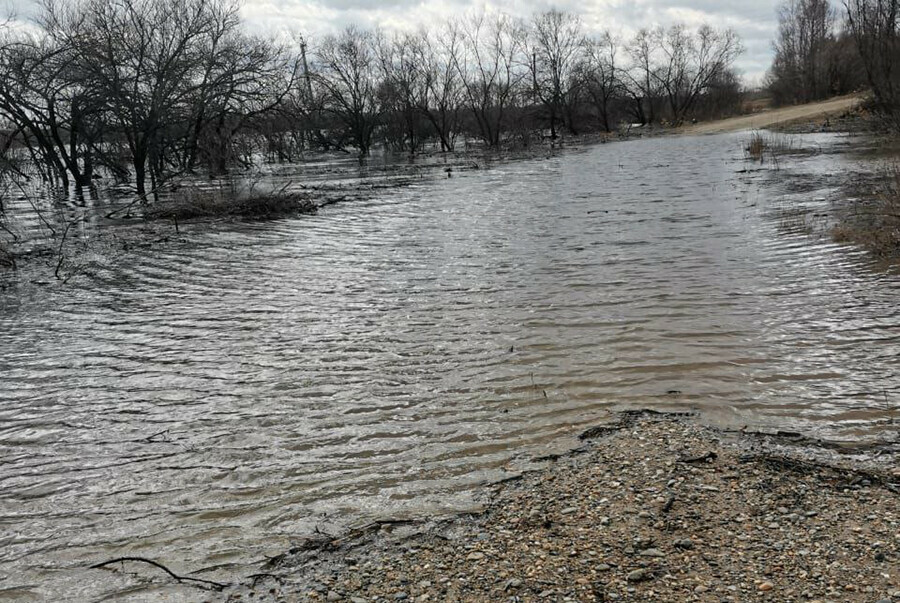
<box><xmin>682</xmin><ymin>95</ymin><xmax>862</xmax><ymax>135</ymax></box>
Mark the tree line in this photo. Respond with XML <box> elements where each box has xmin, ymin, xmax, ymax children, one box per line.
<box><xmin>767</xmin><ymin>0</ymin><xmax>900</xmax><ymax>128</ymax></box>
<box><xmin>0</xmin><ymin>0</ymin><xmax>745</xmax><ymax>197</ymax></box>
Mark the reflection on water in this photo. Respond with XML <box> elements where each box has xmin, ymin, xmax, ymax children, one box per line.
<box><xmin>1</xmin><ymin>131</ymin><xmax>898</xmax><ymax>600</ymax></box>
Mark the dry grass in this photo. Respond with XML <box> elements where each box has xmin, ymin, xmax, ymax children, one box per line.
<box><xmin>745</xmin><ymin>131</ymin><xmax>767</xmax><ymax>160</ymax></box>
<box><xmin>146</xmin><ymin>186</ymin><xmax>318</xmax><ymax>221</ymax></box>
<box><xmin>832</xmin><ymin>165</ymin><xmax>900</xmax><ymax>257</ymax></box>
<box><xmin>744</xmin><ymin>131</ymin><xmax>797</xmax><ymax>165</ymax></box>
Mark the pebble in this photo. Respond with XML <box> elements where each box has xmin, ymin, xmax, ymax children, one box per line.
<box><xmin>272</xmin><ymin>417</ymin><xmax>900</xmax><ymax>602</ymax></box>
<box><xmin>326</xmin><ymin>592</ymin><xmax>341</xmax><ymax>602</ymax></box>
<box><xmin>639</xmin><ymin>548</ymin><xmax>665</xmax><ymax>557</ymax></box>
<box><xmin>627</xmin><ymin>569</ymin><xmax>654</xmax><ymax>582</ymax></box>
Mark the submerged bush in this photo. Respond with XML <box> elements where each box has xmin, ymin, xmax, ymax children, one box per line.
<box><xmin>0</xmin><ymin>241</ymin><xmax>14</xmax><ymax>270</ymax></box>
<box><xmin>146</xmin><ymin>188</ymin><xmax>318</xmax><ymax>221</ymax></box>
<box><xmin>833</xmin><ymin>165</ymin><xmax>900</xmax><ymax>257</ymax></box>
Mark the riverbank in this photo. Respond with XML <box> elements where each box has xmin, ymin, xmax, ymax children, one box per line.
<box><xmin>220</xmin><ymin>411</ymin><xmax>899</xmax><ymax>602</ymax></box>
<box><xmin>682</xmin><ymin>95</ymin><xmax>863</xmax><ymax>135</ymax></box>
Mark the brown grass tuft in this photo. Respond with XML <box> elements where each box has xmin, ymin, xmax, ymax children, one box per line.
<box><xmin>832</xmin><ymin>164</ymin><xmax>900</xmax><ymax>257</ymax></box>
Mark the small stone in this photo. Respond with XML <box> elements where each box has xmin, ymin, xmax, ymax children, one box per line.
<box><xmin>326</xmin><ymin>592</ymin><xmax>341</xmax><ymax>602</ymax></box>
<box><xmin>466</xmin><ymin>552</ymin><xmax>485</xmax><ymax>561</ymax></box>
<box><xmin>599</xmin><ymin>516</ymin><xmax>611</xmax><ymax>525</ymax></box>
<box><xmin>639</xmin><ymin>548</ymin><xmax>666</xmax><ymax>558</ymax></box>
<box><xmin>674</xmin><ymin>538</ymin><xmax>694</xmax><ymax>549</ymax></box>
<box><xmin>596</xmin><ymin>564</ymin><xmax>612</xmax><ymax>571</ymax></box>
<box><xmin>758</xmin><ymin>582</ymin><xmax>774</xmax><ymax>591</ymax></box>
<box><xmin>627</xmin><ymin>569</ymin><xmax>654</xmax><ymax>583</ymax></box>
<box><xmin>394</xmin><ymin>593</ymin><xmax>409</xmax><ymax>601</ymax></box>
<box><xmin>561</xmin><ymin>507</ymin><xmax>577</xmax><ymax>515</ymax></box>
<box><xmin>694</xmin><ymin>585</ymin><xmax>708</xmax><ymax>593</ymax></box>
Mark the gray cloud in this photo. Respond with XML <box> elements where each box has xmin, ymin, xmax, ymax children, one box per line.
<box><xmin>240</xmin><ymin>0</ymin><xmax>781</xmax><ymax>82</ymax></box>
<box><xmin>3</xmin><ymin>0</ymin><xmax>783</xmax><ymax>82</ymax></box>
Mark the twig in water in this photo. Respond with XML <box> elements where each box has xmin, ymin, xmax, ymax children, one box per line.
<box><xmin>144</xmin><ymin>429</ymin><xmax>170</xmax><ymax>442</ymax></box>
<box><xmin>54</xmin><ymin>219</ymin><xmax>75</xmax><ymax>280</ymax></box>
<box><xmin>90</xmin><ymin>556</ymin><xmax>228</xmax><ymax>590</ymax></box>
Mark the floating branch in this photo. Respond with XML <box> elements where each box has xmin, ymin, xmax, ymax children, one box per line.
<box><xmin>90</xmin><ymin>556</ymin><xmax>228</xmax><ymax>590</ymax></box>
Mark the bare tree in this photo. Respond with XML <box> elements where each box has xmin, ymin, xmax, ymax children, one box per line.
<box><xmin>769</xmin><ymin>0</ymin><xmax>837</xmax><ymax>103</ymax></box>
<box><xmin>316</xmin><ymin>26</ymin><xmax>382</xmax><ymax>156</ymax></box>
<box><xmin>623</xmin><ymin>28</ymin><xmax>662</xmax><ymax>125</ymax></box>
<box><xmin>845</xmin><ymin>0</ymin><xmax>900</xmax><ymax>121</ymax></box>
<box><xmin>0</xmin><ymin>23</ymin><xmax>102</xmax><ymax>188</ymax></box>
<box><xmin>454</xmin><ymin>12</ymin><xmax>528</xmax><ymax>147</ymax></box>
<box><xmin>581</xmin><ymin>32</ymin><xmax>623</xmax><ymax>132</ymax></box>
<box><xmin>411</xmin><ymin>27</ymin><xmax>463</xmax><ymax>151</ymax></box>
<box><xmin>376</xmin><ymin>31</ymin><xmax>425</xmax><ymax>152</ymax></box>
<box><xmin>654</xmin><ymin>25</ymin><xmax>743</xmax><ymax>125</ymax></box>
<box><xmin>528</xmin><ymin>9</ymin><xmax>585</xmax><ymax>138</ymax></box>
<box><xmin>42</xmin><ymin>0</ymin><xmax>249</xmax><ymax>196</ymax></box>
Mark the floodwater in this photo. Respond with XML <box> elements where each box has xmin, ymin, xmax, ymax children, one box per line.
<box><xmin>1</xmin><ymin>132</ymin><xmax>898</xmax><ymax>600</ymax></box>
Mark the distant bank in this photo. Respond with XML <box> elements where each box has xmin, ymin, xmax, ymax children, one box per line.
<box><xmin>681</xmin><ymin>95</ymin><xmax>863</xmax><ymax>135</ymax></box>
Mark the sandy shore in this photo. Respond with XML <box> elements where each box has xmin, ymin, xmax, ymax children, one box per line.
<box><xmin>224</xmin><ymin>411</ymin><xmax>899</xmax><ymax>602</ymax></box>
<box><xmin>681</xmin><ymin>95</ymin><xmax>863</xmax><ymax>135</ymax></box>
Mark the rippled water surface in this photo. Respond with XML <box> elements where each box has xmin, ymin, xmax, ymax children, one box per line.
<box><xmin>1</xmin><ymin>132</ymin><xmax>899</xmax><ymax>599</ymax></box>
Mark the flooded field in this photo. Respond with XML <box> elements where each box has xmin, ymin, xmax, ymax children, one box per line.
<box><xmin>1</xmin><ymin>131</ymin><xmax>898</xmax><ymax>600</ymax></box>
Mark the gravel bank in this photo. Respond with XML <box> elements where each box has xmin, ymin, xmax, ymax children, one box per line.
<box><xmin>226</xmin><ymin>411</ymin><xmax>899</xmax><ymax>602</ymax></box>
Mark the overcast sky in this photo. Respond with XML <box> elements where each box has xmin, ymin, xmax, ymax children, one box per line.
<box><xmin>4</xmin><ymin>0</ymin><xmax>782</xmax><ymax>84</ymax></box>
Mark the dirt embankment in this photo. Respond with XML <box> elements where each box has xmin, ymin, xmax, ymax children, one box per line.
<box><xmin>682</xmin><ymin>95</ymin><xmax>863</xmax><ymax>135</ymax></box>
<box><xmin>219</xmin><ymin>412</ymin><xmax>899</xmax><ymax>602</ymax></box>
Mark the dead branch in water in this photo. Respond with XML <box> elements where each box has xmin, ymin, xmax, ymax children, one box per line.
<box><xmin>54</xmin><ymin>219</ymin><xmax>75</xmax><ymax>280</ymax></box>
<box><xmin>89</xmin><ymin>556</ymin><xmax>228</xmax><ymax>590</ymax></box>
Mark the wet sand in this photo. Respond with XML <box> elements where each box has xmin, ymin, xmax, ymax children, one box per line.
<box><xmin>215</xmin><ymin>411</ymin><xmax>899</xmax><ymax>602</ymax></box>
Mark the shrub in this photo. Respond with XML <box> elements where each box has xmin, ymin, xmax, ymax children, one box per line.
<box><xmin>146</xmin><ymin>187</ymin><xmax>318</xmax><ymax>221</ymax></box>
<box><xmin>833</xmin><ymin>165</ymin><xmax>900</xmax><ymax>256</ymax></box>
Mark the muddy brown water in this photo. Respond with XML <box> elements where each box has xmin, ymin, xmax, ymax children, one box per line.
<box><xmin>1</xmin><ymin>132</ymin><xmax>898</xmax><ymax>600</ymax></box>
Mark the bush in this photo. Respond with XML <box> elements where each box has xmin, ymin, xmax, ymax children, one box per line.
<box><xmin>0</xmin><ymin>239</ymin><xmax>15</xmax><ymax>270</ymax></box>
<box><xmin>146</xmin><ymin>187</ymin><xmax>318</xmax><ymax>221</ymax></box>
<box><xmin>833</xmin><ymin>165</ymin><xmax>900</xmax><ymax>256</ymax></box>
